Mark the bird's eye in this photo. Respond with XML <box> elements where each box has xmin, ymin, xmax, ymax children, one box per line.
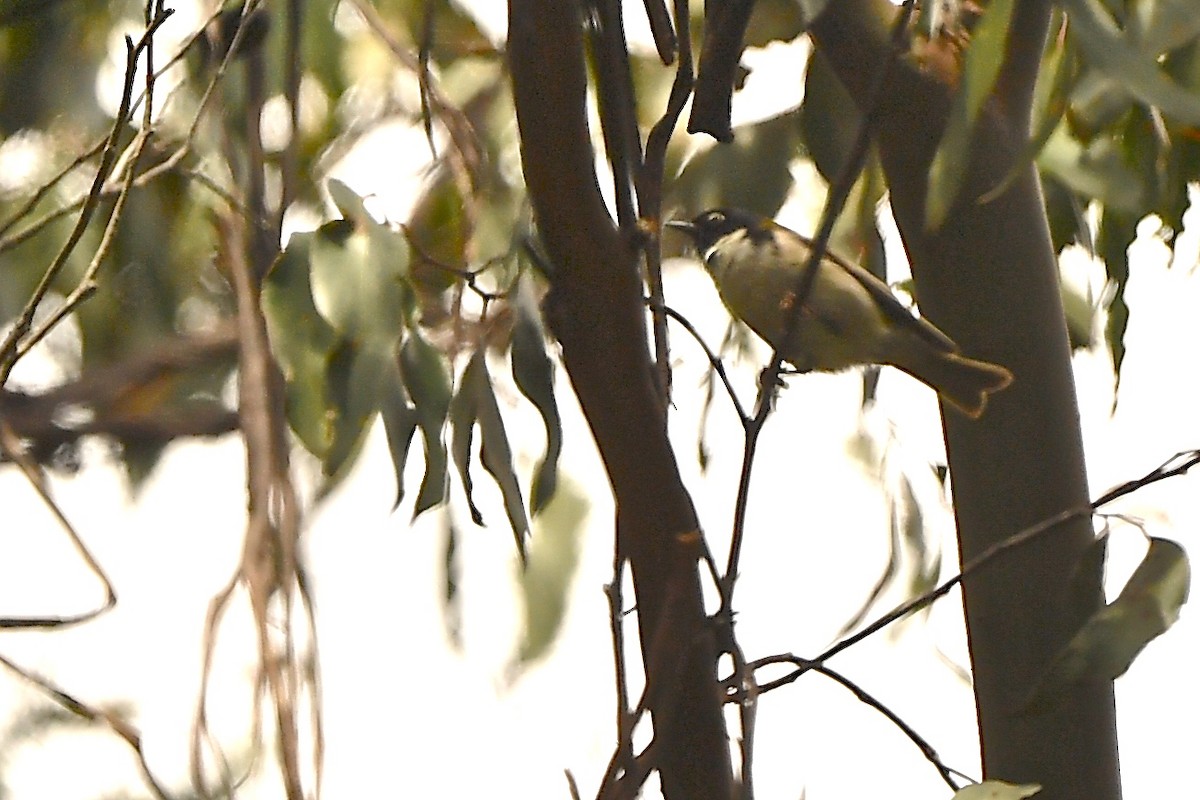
<box><xmin>704</xmin><ymin>210</ymin><xmax>725</xmax><ymax>224</ymax></box>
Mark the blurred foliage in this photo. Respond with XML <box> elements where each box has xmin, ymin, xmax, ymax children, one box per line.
<box><xmin>0</xmin><ymin>0</ymin><xmax>1196</xmax><ymax>676</ymax></box>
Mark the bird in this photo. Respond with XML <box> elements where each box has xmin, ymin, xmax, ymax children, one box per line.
<box><xmin>665</xmin><ymin>208</ymin><xmax>1013</xmax><ymax>418</ymax></box>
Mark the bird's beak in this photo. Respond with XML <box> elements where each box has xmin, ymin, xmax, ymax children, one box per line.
<box><xmin>663</xmin><ymin>219</ymin><xmax>696</xmax><ymax>237</ymax></box>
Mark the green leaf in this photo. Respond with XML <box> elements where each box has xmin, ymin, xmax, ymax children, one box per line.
<box><xmin>1097</xmin><ymin>210</ymin><xmax>1137</xmax><ymax>389</ymax></box>
<box><xmin>399</xmin><ymin>331</ymin><xmax>452</xmax><ymax>517</ymax></box>
<box><xmin>321</xmin><ymin>337</ymin><xmax>389</xmax><ymax>487</ymax></box>
<box><xmin>263</xmin><ymin>231</ymin><xmax>339</xmax><ymax>458</ymax></box>
<box><xmin>952</xmin><ymin>780</ymin><xmax>1042</xmax><ymax>800</ymax></box>
<box><xmin>1037</xmin><ymin>125</ymin><xmax>1145</xmax><ymax>213</ymax></box>
<box><xmin>926</xmin><ymin>0</ymin><xmax>1016</xmax><ymax>230</ymax></box>
<box><xmin>449</xmin><ymin>349</ymin><xmax>485</xmax><ymax>526</ymax></box>
<box><xmin>451</xmin><ymin>347</ymin><xmax>531</xmax><ymax>558</ymax></box>
<box><xmin>986</xmin><ymin>22</ymin><xmax>1076</xmax><ymax>201</ymax></box>
<box><xmin>668</xmin><ymin>109</ymin><xmax>801</xmax><ymax>220</ymax></box>
<box><xmin>380</xmin><ymin>358</ymin><xmax>419</xmax><ymax>509</ymax></box>
<box><xmin>1024</xmin><ymin>537</ymin><xmax>1190</xmax><ymax>714</ymax></box>
<box><xmin>510</xmin><ymin>277</ymin><xmax>561</xmax><ymax>514</ymax></box>
<box><xmin>309</xmin><ymin>195</ymin><xmax>410</xmax><ymax>344</ymax></box>
<box><xmin>473</xmin><ymin>352</ymin><xmax>530</xmax><ymax>560</ymax></box>
<box><xmin>442</xmin><ymin>517</ymin><xmax>462</xmax><ymax>650</ymax></box>
<box><xmin>801</xmin><ymin>48</ymin><xmax>862</xmax><ymax>186</ymax></box>
<box><xmin>515</xmin><ymin>477</ymin><xmax>587</xmax><ymax>668</ymax></box>
<box><xmin>1062</xmin><ymin>0</ymin><xmax>1200</xmax><ymax>125</ymax></box>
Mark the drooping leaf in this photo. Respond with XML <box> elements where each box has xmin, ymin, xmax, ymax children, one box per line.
<box><xmin>449</xmin><ymin>349</ymin><xmax>485</xmax><ymax>526</ymax></box>
<box><xmin>1097</xmin><ymin>209</ymin><xmax>1137</xmax><ymax>390</ymax></box>
<box><xmin>321</xmin><ymin>337</ymin><xmax>389</xmax><ymax>486</ymax></box>
<box><xmin>442</xmin><ymin>517</ymin><xmax>462</xmax><ymax>650</ymax></box>
<box><xmin>925</xmin><ymin>0</ymin><xmax>1016</xmax><ymax>230</ymax></box>
<box><xmin>986</xmin><ymin>21</ymin><xmax>1076</xmax><ymax>201</ymax></box>
<box><xmin>399</xmin><ymin>330</ymin><xmax>452</xmax><ymax>517</ymax></box>
<box><xmin>473</xmin><ymin>351</ymin><xmax>530</xmax><ymax>560</ymax></box>
<box><xmin>510</xmin><ymin>277</ymin><xmax>561</xmax><ymax>514</ymax></box>
<box><xmin>1024</xmin><ymin>537</ymin><xmax>1190</xmax><ymax>714</ymax></box>
<box><xmin>450</xmin><ymin>347</ymin><xmax>530</xmax><ymax>556</ymax></box>
<box><xmin>380</xmin><ymin>357</ymin><xmax>419</xmax><ymax>509</ymax></box>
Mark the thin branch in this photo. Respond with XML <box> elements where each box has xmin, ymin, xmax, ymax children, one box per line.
<box><xmin>653</xmin><ymin>300</ymin><xmax>749</xmax><ymax>426</ymax></box>
<box><xmin>0</xmin><ymin>8</ymin><xmax>173</xmax><ymax>384</ymax></box>
<box><xmin>755</xmin><ymin>448</ymin><xmax>1200</xmax><ymax>687</ymax></box>
<box><xmin>346</xmin><ymin>0</ymin><xmax>483</xmax><ymax>186</ymax></box>
<box><xmin>0</xmin><ymin>420</ymin><xmax>116</xmax><ymax>629</ymax></box>
<box><xmin>743</xmin><ymin>654</ymin><xmax>964</xmax><ymax>790</ymax></box>
<box><xmin>0</xmin><ymin>651</ymin><xmax>176</xmax><ymax>800</ymax></box>
<box><xmin>637</xmin><ymin>0</ymin><xmax>694</xmax><ymax>401</ymax></box>
<box><xmin>719</xmin><ymin>0</ymin><xmax>918</xmax><ymax>617</ymax></box>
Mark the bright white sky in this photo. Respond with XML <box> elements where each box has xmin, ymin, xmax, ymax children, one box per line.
<box><xmin>0</xmin><ymin>3</ymin><xmax>1197</xmax><ymax>799</ymax></box>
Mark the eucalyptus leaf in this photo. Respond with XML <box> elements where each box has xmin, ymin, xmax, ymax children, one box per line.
<box><xmin>449</xmin><ymin>350</ymin><xmax>485</xmax><ymax>526</ymax></box>
<box><xmin>1062</xmin><ymin>0</ymin><xmax>1200</xmax><ymax>124</ymax></box>
<box><xmin>925</xmin><ymin>0</ymin><xmax>1015</xmax><ymax>230</ymax></box>
<box><xmin>515</xmin><ymin>477</ymin><xmax>587</xmax><ymax>668</ymax></box>
<box><xmin>1023</xmin><ymin>538</ymin><xmax>1190</xmax><ymax>715</ymax></box>
<box><xmin>380</xmin><ymin>358</ymin><xmax>420</xmax><ymax>509</ymax></box>
<box><xmin>399</xmin><ymin>331</ymin><xmax>452</xmax><ymax>517</ymax></box>
<box><xmin>472</xmin><ymin>351</ymin><xmax>530</xmax><ymax>560</ymax></box>
<box><xmin>263</xmin><ymin>231</ymin><xmax>339</xmax><ymax>458</ymax></box>
<box><xmin>510</xmin><ymin>276</ymin><xmax>561</xmax><ymax>514</ymax></box>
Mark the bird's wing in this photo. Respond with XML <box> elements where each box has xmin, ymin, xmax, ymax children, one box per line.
<box><xmin>786</xmin><ymin>228</ymin><xmax>959</xmax><ymax>354</ymax></box>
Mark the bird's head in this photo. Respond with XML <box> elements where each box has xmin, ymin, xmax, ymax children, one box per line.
<box><xmin>664</xmin><ymin>208</ymin><xmax>774</xmax><ymax>255</ymax></box>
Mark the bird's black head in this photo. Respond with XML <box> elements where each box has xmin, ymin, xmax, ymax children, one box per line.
<box><xmin>666</xmin><ymin>208</ymin><xmax>771</xmax><ymax>253</ymax></box>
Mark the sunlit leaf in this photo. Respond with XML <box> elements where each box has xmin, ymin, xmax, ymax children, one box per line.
<box><xmin>926</xmin><ymin>0</ymin><xmax>1015</xmax><ymax>230</ymax></box>
<box><xmin>952</xmin><ymin>780</ymin><xmax>1042</xmax><ymax>800</ymax></box>
<box><xmin>1037</xmin><ymin>125</ymin><xmax>1145</xmax><ymax>213</ymax></box>
<box><xmin>510</xmin><ymin>276</ymin><xmax>561</xmax><ymax>514</ymax></box>
<box><xmin>310</xmin><ymin>185</ymin><xmax>410</xmax><ymax>344</ymax></box>
<box><xmin>406</xmin><ymin>165</ymin><xmax>470</xmax><ymax>294</ymax></box>
<box><xmin>399</xmin><ymin>330</ymin><xmax>452</xmax><ymax>517</ymax></box>
<box><xmin>1024</xmin><ymin>538</ymin><xmax>1190</xmax><ymax>714</ymax></box>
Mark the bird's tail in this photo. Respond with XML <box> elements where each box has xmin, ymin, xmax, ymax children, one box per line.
<box><xmin>894</xmin><ymin>344</ymin><xmax>1014</xmax><ymax>419</ymax></box>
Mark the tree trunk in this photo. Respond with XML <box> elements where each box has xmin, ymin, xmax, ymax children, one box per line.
<box><xmin>508</xmin><ymin>2</ymin><xmax>734</xmax><ymax>797</ymax></box>
<box><xmin>811</xmin><ymin>2</ymin><xmax>1122</xmax><ymax>797</ymax></box>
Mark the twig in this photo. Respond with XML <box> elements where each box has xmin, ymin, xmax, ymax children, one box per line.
<box><xmin>637</xmin><ymin>0</ymin><xmax>694</xmax><ymax>401</ymax></box>
<box><xmin>756</xmin><ymin>448</ymin><xmax>1200</xmax><ymax>688</ymax></box>
<box><xmin>0</xmin><ymin>651</ymin><xmax>176</xmax><ymax>800</ymax></box>
<box><xmin>743</xmin><ymin>654</ymin><xmax>965</xmax><ymax>790</ymax></box>
<box><xmin>345</xmin><ymin>0</ymin><xmax>483</xmax><ymax>186</ymax></box>
<box><xmin>653</xmin><ymin>300</ymin><xmax>750</xmax><ymax>426</ymax></box>
<box><xmin>0</xmin><ymin>420</ymin><xmax>116</xmax><ymax>629</ymax></box>
<box><xmin>720</xmin><ymin>0</ymin><xmax>918</xmax><ymax>617</ymax></box>
<box><xmin>0</xmin><ymin>7</ymin><xmax>173</xmax><ymax>384</ymax></box>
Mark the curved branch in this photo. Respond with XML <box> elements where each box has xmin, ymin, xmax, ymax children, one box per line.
<box><xmin>508</xmin><ymin>1</ymin><xmax>732</xmax><ymax>797</ymax></box>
